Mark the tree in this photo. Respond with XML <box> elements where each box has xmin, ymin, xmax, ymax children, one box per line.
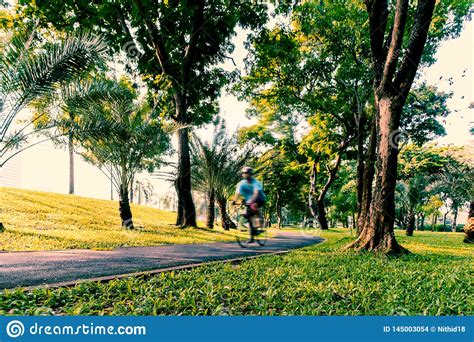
<box><xmin>465</xmin><ymin>202</ymin><xmax>474</xmax><ymax>243</ymax></box>
<box><xmin>327</xmin><ymin>164</ymin><xmax>358</xmax><ymax>230</ymax></box>
<box><xmin>256</xmin><ymin>137</ymin><xmax>307</xmax><ymax>228</ymax></box>
<box><xmin>0</xmin><ymin>25</ymin><xmax>108</xmax><ymax>168</ymax></box>
<box><xmin>0</xmin><ymin>17</ymin><xmax>107</xmax><ymax>230</ymax></box>
<box><xmin>237</xmin><ymin>1</ymin><xmax>371</xmax><ymax>229</ymax></box>
<box><xmin>191</xmin><ymin>121</ymin><xmax>248</xmax><ymax>229</ymax></box>
<box><xmin>69</xmin><ymin>78</ymin><xmax>170</xmax><ymax>229</ymax></box>
<box><xmin>396</xmin><ymin>145</ymin><xmax>451</xmax><ymax>236</ymax></box>
<box><xmin>347</xmin><ymin>0</ymin><xmax>471</xmax><ymax>254</ymax></box>
<box><xmin>431</xmin><ymin>160</ymin><xmax>473</xmax><ymax>232</ymax></box>
<box><xmin>420</xmin><ymin>194</ymin><xmax>443</xmax><ymax>231</ymax></box>
<box><xmin>401</xmin><ymin>82</ymin><xmax>450</xmax><ymax>145</ymax></box>
<box><xmin>301</xmin><ymin>115</ymin><xmax>354</xmax><ymax>230</ymax></box>
<box><xmin>30</xmin><ymin>80</ymin><xmax>93</xmax><ymax>195</ymax></box>
<box><xmin>26</xmin><ymin>0</ymin><xmax>268</xmax><ymax>227</ymax></box>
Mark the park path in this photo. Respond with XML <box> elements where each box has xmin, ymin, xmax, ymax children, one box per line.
<box><xmin>0</xmin><ymin>231</ymin><xmax>323</xmax><ymax>289</ymax></box>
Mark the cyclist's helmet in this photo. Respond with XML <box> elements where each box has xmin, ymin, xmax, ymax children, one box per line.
<box><xmin>242</xmin><ymin>166</ymin><xmax>253</xmax><ymax>174</ymax></box>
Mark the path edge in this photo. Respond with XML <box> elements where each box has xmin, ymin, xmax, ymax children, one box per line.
<box><xmin>18</xmin><ymin>239</ymin><xmax>324</xmax><ymax>291</ymax></box>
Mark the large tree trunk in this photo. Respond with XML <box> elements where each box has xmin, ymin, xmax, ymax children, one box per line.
<box><xmin>68</xmin><ymin>132</ymin><xmax>74</xmax><ymax>195</ymax></box>
<box><xmin>348</xmin><ymin>97</ymin><xmax>407</xmax><ymax>254</ymax></box>
<box><xmin>443</xmin><ymin>211</ymin><xmax>449</xmax><ymax>231</ymax></box>
<box><xmin>451</xmin><ymin>207</ymin><xmax>458</xmax><ymax>232</ymax></box>
<box><xmin>206</xmin><ymin>190</ymin><xmax>215</xmax><ymax>229</ymax></box>
<box><xmin>357</xmin><ymin>118</ymin><xmax>377</xmax><ymax>235</ymax></box>
<box><xmin>174</xmin><ymin>178</ymin><xmax>184</xmax><ymax>225</ymax></box>
<box><xmin>347</xmin><ymin>0</ymin><xmax>436</xmax><ymax>254</ymax></box>
<box><xmin>356</xmin><ymin>114</ymin><xmax>366</xmax><ymax>219</ymax></box>
<box><xmin>431</xmin><ymin>214</ymin><xmax>437</xmax><ymax>231</ymax></box>
<box><xmin>119</xmin><ymin>163</ymin><xmax>133</xmax><ymax>229</ymax></box>
<box><xmin>275</xmin><ymin>192</ymin><xmax>282</xmax><ymax>229</ymax></box>
<box><xmin>317</xmin><ymin>200</ymin><xmax>329</xmax><ymax>230</ymax></box>
<box><xmin>420</xmin><ymin>214</ymin><xmax>425</xmax><ymax>231</ymax></box>
<box><xmin>309</xmin><ymin>139</ymin><xmax>348</xmax><ymax>231</ymax></box>
<box><xmin>119</xmin><ymin>187</ymin><xmax>134</xmax><ymax>229</ymax></box>
<box><xmin>175</xmin><ymin>118</ymin><xmax>197</xmax><ymax>227</ymax></box>
<box><xmin>405</xmin><ymin>212</ymin><xmax>415</xmax><ymax>236</ymax></box>
<box><xmin>464</xmin><ymin>201</ymin><xmax>474</xmax><ymax>243</ymax></box>
<box><xmin>217</xmin><ymin>198</ymin><xmax>236</xmax><ymax>230</ymax></box>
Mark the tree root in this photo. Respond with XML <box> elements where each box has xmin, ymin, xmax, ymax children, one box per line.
<box><xmin>344</xmin><ymin>236</ymin><xmax>410</xmax><ymax>255</ymax></box>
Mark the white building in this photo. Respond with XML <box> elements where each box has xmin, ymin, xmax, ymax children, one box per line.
<box><xmin>0</xmin><ymin>154</ymin><xmax>22</xmax><ymax>188</ymax></box>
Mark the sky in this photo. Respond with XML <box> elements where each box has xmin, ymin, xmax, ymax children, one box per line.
<box><xmin>1</xmin><ymin>16</ymin><xmax>473</xmax><ymax>205</ymax></box>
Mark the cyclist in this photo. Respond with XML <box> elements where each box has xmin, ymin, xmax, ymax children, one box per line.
<box><xmin>232</xmin><ymin>166</ymin><xmax>266</xmax><ymax>242</ymax></box>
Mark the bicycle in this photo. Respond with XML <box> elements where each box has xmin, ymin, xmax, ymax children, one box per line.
<box><xmin>232</xmin><ymin>201</ymin><xmax>268</xmax><ymax>248</ymax></box>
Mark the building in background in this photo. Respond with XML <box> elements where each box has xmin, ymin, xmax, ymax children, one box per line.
<box><xmin>0</xmin><ymin>154</ymin><xmax>22</xmax><ymax>188</ymax></box>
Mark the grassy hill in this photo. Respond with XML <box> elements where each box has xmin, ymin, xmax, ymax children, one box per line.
<box><xmin>0</xmin><ymin>187</ymin><xmax>239</xmax><ymax>251</ymax></box>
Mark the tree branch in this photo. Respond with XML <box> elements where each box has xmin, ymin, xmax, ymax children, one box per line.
<box><xmin>380</xmin><ymin>0</ymin><xmax>409</xmax><ymax>91</ymax></box>
<box><xmin>365</xmin><ymin>0</ymin><xmax>390</xmax><ymax>85</ymax></box>
<box><xmin>183</xmin><ymin>0</ymin><xmax>205</xmax><ymax>88</ymax></box>
<box><xmin>393</xmin><ymin>0</ymin><xmax>437</xmax><ymax>96</ymax></box>
<box><xmin>132</xmin><ymin>0</ymin><xmax>173</xmax><ymax>80</ymax></box>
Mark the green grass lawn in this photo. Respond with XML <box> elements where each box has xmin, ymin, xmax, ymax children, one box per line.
<box><xmin>0</xmin><ymin>187</ymin><xmax>240</xmax><ymax>251</ymax></box>
<box><xmin>1</xmin><ymin>229</ymin><xmax>472</xmax><ymax>316</ymax></box>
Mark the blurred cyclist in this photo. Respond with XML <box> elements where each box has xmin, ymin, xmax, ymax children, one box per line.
<box><xmin>232</xmin><ymin>166</ymin><xmax>266</xmax><ymax>241</ymax></box>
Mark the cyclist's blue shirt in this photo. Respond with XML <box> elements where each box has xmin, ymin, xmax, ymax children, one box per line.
<box><xmin>236</xmin><ymin>178</ymin><xmax>263</xmax><ymax>202</ymax></box>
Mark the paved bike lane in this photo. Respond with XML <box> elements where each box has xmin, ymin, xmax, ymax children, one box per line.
<box><xmin>0</xmin><ymin>231</ymin><xmax>323</xmax><ymax>289</ymax></box>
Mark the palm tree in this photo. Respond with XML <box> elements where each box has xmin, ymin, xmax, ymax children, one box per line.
<box><xmin>0</xmin><ymin>26</ymin><xmax>107</xmax><ymax>230</ymax></box>
<box><xmin>431</xmin><ymin>162</ymin><xmax>473</xmax><ymax>233</ymax></box>
<box><xmin>70</xmin><ymin>78</ymin><xmax>170</xmax><ymax>229</ymax></box>
<box><xmin>30</xmin><ymin>77</ymin><xmax>121</xmax><ymax>195</ymax></box>
<box><xmin>191</xmin><ymin>121</ymin><xmax>249</xmax><ymax>229</ymax></box>
<box><xmin>0</xmin><ymin>28</ymin><xmax>108</xmax><ymax>167</ymax></box>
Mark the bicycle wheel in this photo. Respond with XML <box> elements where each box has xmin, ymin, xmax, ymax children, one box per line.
<box><xmin>255</xmin><ymin>225</ymin><xmax>268</xmax><ymax>246</ymax></box>
<box><xmin>237</xmin><ymin>224</ymin><xmax>253</xmax><ymax>247</ymax></box>
<box><xmin>236</xmin><ymin>210</ymin><xmax>252</xmax><ymax>248</ymax></box>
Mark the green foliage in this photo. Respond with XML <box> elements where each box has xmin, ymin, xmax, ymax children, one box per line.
<box><xmin>396</xmin><ymin>145</ymin><xmax>459</xmax><ymax>229</ymax></box>
<box><xmin>430</xmin><ymin>157</ymin><xmax>473</xmax><ymax>213</ymax></box>
<box><xmin>1</xmin><ymin>230</ymin><xmax>472</xmax><ymax>315</ymax></box>
<box><xmin>191</xmin><ymin>120</ymin><xmax>249</xmax><ymax>204</ymax></box>
<box><xmin>23</xmin><ymin>0</ymin><xmax>268</xmax><ymax>126</ymax></box>
<box><xmin>256</xmin><ymin>137</ymin><xmax>308</xmax><ymax>223</ymax></box>
<box><xmin>237</xmin><ymin>0</ymin><xmax>371</xmax><ymax>137</ymax></box>
<box><xmin>396</xmin><ymin>145</ymin><xmax>473</xmax><ymax>232</ymax></box>
<box><xmin>398</xmin><ymin>144</ymin><xmax>452</xmax><ymax>179</ymax></box>
<box><xmin>401</xmin><ymin>83</ymin><xmax>451</xmax><ymax>145</ymax></box>
<box><xmin>0</xmin><ymin>26</ymin><xmax>108</xmax><ymax>166</ymax></box>
<box><xmin>327</xmin><ymin>163</ymin><xmax>358</xmax><ymax>225</ymax></box>
<box><xmin>70</xmin><ymin>77</ymin><xmax>171</xmax><ymax>195</ymax></box>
